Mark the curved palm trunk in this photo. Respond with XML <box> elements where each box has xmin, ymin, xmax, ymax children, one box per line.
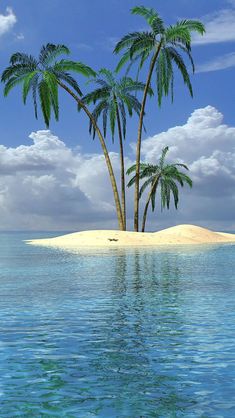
<box><xmin>115</xmin><ymin>103</ymin><xmax>126</xmax><ymax>230</ymax></box>
<box><xmin>141</xmin><ymin>177</ymin><xmax>159</xmax><ymax>232</ymax></box>
<box><xmin>134</xmin><ymin>41</ymin><xmax>162</xmax><ymax>232</ymax></box>
<box><xmin>57</xmin><ymin>80</ymin><xmax>124</xmax><ymax>231</ymax></box>
<box><xmin>141</xmin><ymin>194</ymin><xmax>151</xmax><ymax>233</ymax></box>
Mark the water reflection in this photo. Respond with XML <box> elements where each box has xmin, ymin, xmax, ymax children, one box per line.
<box><xmin>94</xmin><ymin>249</ymin><xmax>198</xmax><ymax>416</ymax></box>
<box><xmin>0</xmin><ymin>235</ymin><xmax>235</xmax><ymax>416</ymax></box>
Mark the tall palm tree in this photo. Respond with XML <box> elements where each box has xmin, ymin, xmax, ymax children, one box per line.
<box><xmin>127</xmin><ymin>146</ymin><xmax>193</xmax><ymax>232</ymax></box>
<box><xmin>1</xmin><ymin>43</ymin><xmax>124</xmax><ymax>230</ymax></box>
<box><xmin>80</xmin><ymin>68</ymin><xmax>153</xmax><ymax>230</ymax></box>
<box><xmin>114</xmin><ymin>6</ymin><xmax>205</xmax><ymax>231</ymax></box>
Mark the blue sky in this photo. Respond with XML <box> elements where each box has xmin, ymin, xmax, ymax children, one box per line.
<box><xmin>0</xmin><ymin>0</ymin><xmax>235</xmax><ymax>231</ymax></box>
<box><xmin>0</xmin><ymin>0</ymin><xmax>234</xmax><ymax>149</ymax></box>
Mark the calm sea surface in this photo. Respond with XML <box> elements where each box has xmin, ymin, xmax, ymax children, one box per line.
<box><xmin>0</xmin><ymin>232</ymin><xmax>235</xmax><ymax>417</ymax></box>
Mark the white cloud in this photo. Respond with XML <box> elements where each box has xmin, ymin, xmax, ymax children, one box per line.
<box><xmin>193</xmin><ymin>9</ymin><xmax>235</xmax><ymax>45</ymax></box>
<box><xmin>1</xmin><ymin>107</ymin><xmax>235</xmax><ymax>232</ymax></box>
<box><xmin>16</xmin><ymin>33</ymin><xmax>24</xmax><ymax>41</ymax></box>
<box><xmin>197</xmin><ymin>52</ymin><xmax>235</xmax><ymax>73</ymax></box>
<box><xmin>0</xmin><ymin>7</ymin><xmax>16</xmax><ymax>37</ymax></box>
<box><xmin>0</xmin><ymin>130</ymin><xmax>124</xmax><ymax>231</ymax></box>
<box><xmin>139</xmin><ymin>106</ymin><xmax>235</xmax><ymax>230</ymax></box>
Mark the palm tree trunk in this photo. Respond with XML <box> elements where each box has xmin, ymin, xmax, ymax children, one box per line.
<box><xmin>134</xmin><ymin>41</ymin><xmax>162</xmax><ymax>232</ymax></box>
<box><xmin>57</xmin><ymin>80</ymin><xmax>124</xmax><ymax>231</ymax></box>
<box><xmin>141</xmin><ymin>176</ymin><xmax>159</xmax><ymax>232</ymax></box>
<box><xmin>141</xmin><ymin>194</ymin><xmax>151</xmax><ymax>233</ymax></box>
<box><xmin>115</xmin><ymin>103</ymin><xmax>126</xmax><ymax>230</ymax></box>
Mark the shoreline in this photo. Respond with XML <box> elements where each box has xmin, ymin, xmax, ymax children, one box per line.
<box><xmin>25</xmin><ymin>224</ymin><xmax>235</xmax><ymax>249</ymax></box>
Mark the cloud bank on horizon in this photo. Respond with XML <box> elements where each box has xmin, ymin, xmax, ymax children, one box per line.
<box><xmin>0</xmin><ymin>106</ymin><xmax>234</xmax><ymax>232</ymax></box>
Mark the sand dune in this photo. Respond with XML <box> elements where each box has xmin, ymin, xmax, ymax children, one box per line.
<box><xmin>26</xmin><ymin>224</ymin><xmax>235</xmax><ymax>249</ymax></box>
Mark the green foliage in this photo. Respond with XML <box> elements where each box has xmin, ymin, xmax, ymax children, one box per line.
<box><xmin>127</xmin><ymin>146</ymin><xmax>193</xmax><ymax>213</ymax></box>
<box><xmin>80</xmin><ymin>68</ymin><xmax>151</xmax><ymax>141</ymax></box>
<box><xmin>114</xmin><ymin>6</ymin><xmax>205</xmax><ymax>106</ymax></box>
<box><xmin>1</xmin><ymin>43</ymin><xmax>95</xmax><ymax>127</ymax></box>
<box><xmin>131</xmin><ymin>6</ymin><xmax>164</xmax><ymax>34</ymax></box>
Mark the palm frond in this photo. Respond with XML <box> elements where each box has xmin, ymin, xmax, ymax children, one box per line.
<box><xmin>99</xmin><ymin>68</ymin><xmax>115</xmax><ymax>85</ymax></box>
<box><xmin>53</xmin><ymin>70</ymin><xmax>83</xmax><ymax>96</ymax></box>
<box><xmin>166</xmin><ymin>47</ymin><xmax>193</xmax><ymax>96</ymax></box>
<box><xmin>156</xmin><ymin>50</ymin><xmax>169</xmax><ymax>106</ymax></box>
<box><xmin>123</xmin><ymin>93</ymin><xmax>142</xmax><ymax>116</ymax></box>
<box><xmin>44</xmin><ymin>71</ymin><xmax>59</xmax><ymax>120</ymax></box>
<box><xmin>10</xmin><ymin>52</ymin><xmax>37</xmax><ymax>67</ymax></box>
<box><xmin>167</xmin><ymin>179</ymin><xmax>179</xmax><ymax>208</ymax></box>
<box><xmin>126</xmin><ymin>164</ymin><xmax>137</xmax><ymax>176</ymax></box>
<box><xmin>139</xmin><ymin>176</ymin><xmax>155</xmax><ymax>198</ymax></box>
<box><xmin>109</xmin><ymin>100</ymin><xmax>116</xmax><ymax>142</ymax></box>
<box><xmin>39</xmin><ymin>43</ymin><xmax>70</xmax><ymax>66</ymax></box>
<box><xmin>165</xmin><ymin>24</ymin><xmax>191</xmax><ymax>47</ymax></box>
<box><xmin>159</xmin><ymin>146</ymin><xmax>169</xmax><ymax>168</ymax></box>
<box><xmin>177</xmin><ymin>20</ymin><xmax>205</xmax><ymax>36</ymax></box>
<box><xmin>103</xmin><ymin>106</ymin><xmax>108</xmax><ymax>138</ymax></box>
<box><xmin>90</xmin><ymin>101</ymin><xmax>108</xmax><ymax>138</ymax></box>
<box><xmin>39</xmin><ymin>79</ymin><xmax>51</xmax><ymax>127</ymax></box>
<box><xmin>54</xmin><ymin>60</ymin><xmax>96</xmax><ymax>78</ymax></box>
<box><xmin>172</xmin><ymin>163</ymin><xmax>189</xmax><ymax>170</ymax></box>
<box><xmin>131</xmin><ymin>6</ymin><xmax>164</xmax><ymax>34</ymax></box>
<box><xmin>115</xmin><ymin>50</ymin><xmax>132</xmax><ymax>73</ymax></box>
<box><xmin>22</xmin><ymin>70</ymin><xmax>39</xmax><ymax>104</ymax></box>
<box><xmin>170</xmin><ymin>42</ymin><xmax>195</xmax><ymax>72</ymax></box>
<box><xmin>81</xmin><ymin>87</ymin><xmax>110</xmax><ymax>105</ymax></box>
<box><xmin>1</xmin><ymin>64</ymin><xmax>36</xmax><ymax>82</ymax></box>
<box><xmin>129</xmin><ymin>32</ymin><xmax>155</xmax><ymax>59</ymax></box>
<box><xmin>114</xmin><ymin>31</ymin><xmax>146</xmax><ymax>54</ymax></box>
<box><xmin>122</xmin><ymin>78</ymin><xmax>153</xmax><ymax>96</ymax></box>
<box><xmin>31</xmin><ymin>74</ymin><xmax>39</xmax><ymax>119</ymax></box>
<box><xmin>4</xmin><ymin>75</ymin><xmax>27</xmax><ymax>96</ymax></box>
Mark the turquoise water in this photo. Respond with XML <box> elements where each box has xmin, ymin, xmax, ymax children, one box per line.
<box><xmin>0</xmin><ymin>233</ymin><xmax>235</xmax><ymax>417</ymax></box>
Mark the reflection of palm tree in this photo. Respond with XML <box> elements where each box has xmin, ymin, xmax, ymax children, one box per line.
<box><xmin>127</xmin><ymin>147</ymin><xmax>193</xmax><ymax>232</ymax></box>
<box><xmin>1</xmin><ymin>44</ymin><xmax>124</xmax><ymax>230</ymax></box>
<box><xmin>112</xmin><ymin>249</ymin><xmax>128</xmax><ymax>296</ymax></box>
<box><xmin>81</xmin><ymin>69</ymin><xmax>152</xmax><ymax>230</ymax></box>
<box><xmin>114</xmin><ymin>6</ymin><xmax>205</xmax><ymax>231</ymax></box>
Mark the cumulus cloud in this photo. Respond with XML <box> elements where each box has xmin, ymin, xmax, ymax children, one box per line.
<box><xmin>0</xmin><ymin>130</ymin><xmax>125</xmax><ymax>231</ymax></box>
<box><xmin>0</xmin><ymin>106</ymin><xmax>235</xmax><ymax>232</ymax></box>
<box><xmin>197</xmin><ymin>52</ymin><xmax>235</xmax><ymax>73</ymax></box>
<box><xmin>0</xmin><ymin>7</ymin><xmax>16</xmax><ymax>37</ymax></box>
<box><xmin>193</xmin><ymin>8</ymin><xmax>235</xmax><ymax>45</ymax></box>
<box><xmin>139</xmin><ymin>106</ymin><xmax>235</xmax><ymax>230</ymax></box>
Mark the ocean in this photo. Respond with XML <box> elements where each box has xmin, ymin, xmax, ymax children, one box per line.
<box><xmin>0</xmin><ymin>232</ymin><xmax>234</xmax><ymax>417</ymax></box>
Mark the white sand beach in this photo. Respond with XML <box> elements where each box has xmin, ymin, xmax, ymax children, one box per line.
<box><xmin>26</xmin><ymin>224</ymin><xmax>235</xmax><ymax>249</ymax></box>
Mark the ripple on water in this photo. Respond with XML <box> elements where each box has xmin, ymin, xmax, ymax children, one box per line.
<box><xmin>0</xmin><ymin>233</ymin><xmax>234</xmax><ymax>417</ymax></box>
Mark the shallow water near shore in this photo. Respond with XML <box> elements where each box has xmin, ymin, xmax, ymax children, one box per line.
<box><xmin>0</xmin><ymin>232</ymin><xmax>235</xmax><ymax>417</ymax></box>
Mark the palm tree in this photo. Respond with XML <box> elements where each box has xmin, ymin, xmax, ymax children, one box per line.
<box><xmin>1</xmin><ymin>43</ymin><xmax>124</xmax><ymax>230</ymax></box>
<box><xmin>127</xmin><ymin>146</ymin><xmax>193</xmax><ymax>232</ymax></box>
<box><xmin>114</xmin><ymin>6</ymin><xmax>205</xmax><ymax>231</ymax></box>
<box><xmin>80</xmin><ymin>68</ymin><xmax>153</xmax><ymax>230</ymax></box>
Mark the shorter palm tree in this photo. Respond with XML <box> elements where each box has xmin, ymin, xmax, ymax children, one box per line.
<box><xmin>127</xmin><ymin>146</ymin><xmax>193</xmax><ymax>232</ymax></box>
<box><xmin>80</xmin><ymin>68</ymin><xmax>153</xmax><ymax>230</ymax></box>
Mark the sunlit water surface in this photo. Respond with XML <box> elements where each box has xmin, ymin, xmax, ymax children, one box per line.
<box><xmin>0</xmin><ymin>232</ymin><xmax>235</xmax><ymax>417</ymax></box>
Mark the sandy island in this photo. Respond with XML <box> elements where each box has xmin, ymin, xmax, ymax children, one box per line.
<box><xmin>26</xmin><ymin>224</ymin><xmax>235</xmax><ymax>249</ymax></box>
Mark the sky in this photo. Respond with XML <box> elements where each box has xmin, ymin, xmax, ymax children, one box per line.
<box><xmin>0</xmin><ymin>0</ymin><xmax>235</xmax><ymax>231</ymax></box>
